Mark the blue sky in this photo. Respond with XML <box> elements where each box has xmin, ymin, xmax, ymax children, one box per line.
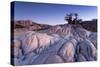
<box><xmin>13</xmin><ymin>1</ymin><xmax>97</xmax><ymax>25</ymax></box>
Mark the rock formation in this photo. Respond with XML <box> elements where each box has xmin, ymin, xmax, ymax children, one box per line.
<box><xmin>11</xmin><ymin>22</ymin><xmax>97</xmax><ymax>66</ymax></box>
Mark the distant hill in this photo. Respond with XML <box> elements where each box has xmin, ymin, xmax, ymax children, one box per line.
<box><xmin>13</xmin><ymin>20</ymin><xmax>51</xmax><ymax>31</ymax></box>
<box><xmin>80</xmin><ymin>19</ymin><xmax>97</xmax><ymax>32</ymax></box>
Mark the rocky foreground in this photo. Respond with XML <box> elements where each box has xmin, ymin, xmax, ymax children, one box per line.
<box><xmin>11</xmin><ymin>23</ymin><xmax>97</xmax><ymax>66</ymax></box>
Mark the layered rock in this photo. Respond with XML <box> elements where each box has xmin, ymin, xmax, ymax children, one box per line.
<box><xmin>12</xmin><ymin>24</ymin><xmax>97</xmax><ymax>66</ymax></box>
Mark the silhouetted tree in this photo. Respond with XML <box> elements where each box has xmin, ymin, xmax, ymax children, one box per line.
<box><xmin>65</xmin><ymin>13</ymin><xmax>73</xmax><ymax>24</ymax></box>
<box><xmin>65</xmin><ymin>13</ymin><xmax>81</xmax><ymax>24</ymax></box>
<box><xmin>74</xmin><ymin>13</ymin><xmax>78</xmax><ymax>24</ymax></box>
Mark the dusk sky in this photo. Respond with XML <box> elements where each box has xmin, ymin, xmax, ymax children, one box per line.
<box><xmin>14</xmin><ymin>1</ymin><xmax>97</xmax><ymax>25</ymax></box>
